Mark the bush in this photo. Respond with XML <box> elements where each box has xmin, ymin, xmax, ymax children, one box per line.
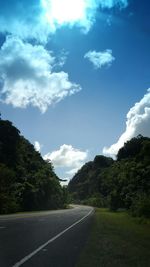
<box><xmin>108</xmin><ymin>190</ymin><xmax>124</xmax><ymax>211</ymax></box>
<box><xmin>0</xmin><ymin>194</ymin><xmax>19</xmax><ymax>214</ymax></box>
<box><xmin>82</xmin><ymin>194</ymin><xmax>106</xmax><ymax>208</ymax></box>
<box><xmin>130</xmin><ymin>194</ymin><xmax>150</xmax><ymax>218</ymax></box>
<box><xmin>0</xmin><ymin>164</ymin><xmax>20</xmax><ymax>214</ymax></box>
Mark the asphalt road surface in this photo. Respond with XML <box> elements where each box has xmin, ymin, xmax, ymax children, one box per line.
<box><xmin>0</xmin><ymin>205</ymin><xmax>94</xmax><ymax>267</ymax></box>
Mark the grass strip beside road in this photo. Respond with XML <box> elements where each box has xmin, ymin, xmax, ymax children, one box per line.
<box><xmin>76</xmin><ymin>208</ymin><xmax>150</xmax><ymax>267</ymax></box>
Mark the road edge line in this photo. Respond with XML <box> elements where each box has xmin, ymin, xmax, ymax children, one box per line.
<box><xmin>12</xmin><ymin>208</ymin><xmax>94</xmax><ymax>267</ymax></box>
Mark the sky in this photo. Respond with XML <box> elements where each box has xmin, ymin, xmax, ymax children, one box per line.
<box><xmin>0</xmin><ymin>0</ymin><xmax>150</xmax><ymax>183</ymax></box>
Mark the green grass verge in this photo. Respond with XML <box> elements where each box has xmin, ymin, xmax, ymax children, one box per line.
<box><xmin>76</xmin><ymin>208</ymin><xmax>150</xmax><ymax>267</ymax></box>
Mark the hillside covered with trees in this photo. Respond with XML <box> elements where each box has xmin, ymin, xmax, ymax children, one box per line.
<box><xmin>68</xmin><ymin>135</ymin><xmax>150</xmax><ymax>218</ymax></box>
<box><xmin>0</xmin><ymin>118</ymin><xmax>68</xmax><ymax>214</ymax></box>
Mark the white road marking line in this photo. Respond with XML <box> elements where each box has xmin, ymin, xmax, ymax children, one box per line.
<box><xmin>12</xmin><ymin>208</ymin><xmax>93</xmax><ymax>267</ymax></box>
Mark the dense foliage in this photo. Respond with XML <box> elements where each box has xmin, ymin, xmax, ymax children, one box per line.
<box><xmin>0</xmin><ymin>118</ymin><xmax>68</xmax><ymax>214</ymax></box>
<box><xmin>68</xmin><ymin>136</ymin><xmax>150</xmax><ymax>217</ymax></box>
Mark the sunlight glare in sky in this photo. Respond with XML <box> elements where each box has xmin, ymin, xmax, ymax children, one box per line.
<box><xmin>41</xmin><ymin>0</ymin><xmax>86</xmax><ymax>26</ymax></box>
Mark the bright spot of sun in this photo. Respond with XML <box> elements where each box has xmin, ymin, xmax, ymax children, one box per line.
<box><xmin>41</xmin><ymin>0</ymin><xmax>86</xmax><ymax>26</ymax></box>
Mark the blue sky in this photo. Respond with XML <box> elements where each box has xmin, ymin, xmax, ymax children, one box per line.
<box><xmin>0</xmin><ymin>0</ymin><xmax>150</xmax><ymax>182</ymax></box>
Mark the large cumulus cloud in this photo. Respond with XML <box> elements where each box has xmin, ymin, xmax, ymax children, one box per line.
<box><xmin>103</xmin><ymin>89</ymin><xmax>150</xmax><ymax>156</ymax></box>
<box><xmin>41</xmin><ymin>0</ymin><xmax>128</xmax><ymax>33</ymax></box>
<box><xmin>0</xmin><ymin>0</ymin><xmax>128</xmax><ymax>41</ymax></box>
<box><xmin>0</xmin><ymin>36</ymin><xmax>81</xmax><ymax>113</ymax></box>
<box><xmin>44</xmin><ymin>144</ymin><xmax>88</xmax><ymax>178</ymax></box>
<box><xmin>0</xmin><ymin>0</ymin><xmax>48</xmax><ymax>42</ymax></box>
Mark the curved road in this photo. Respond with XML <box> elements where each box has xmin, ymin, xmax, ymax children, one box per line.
<box><xmin>0</xmin><ymin>205</ymin><xmax>94</xmax><ymax>267</ymax></box>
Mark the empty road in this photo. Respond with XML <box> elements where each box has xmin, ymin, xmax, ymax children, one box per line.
<box><xmin>0</xmin><ymin>205</ymin><xmax>94</xmax><ymax>267</ymax></box>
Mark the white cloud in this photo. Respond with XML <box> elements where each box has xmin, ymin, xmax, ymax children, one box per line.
<box><xmin>0</xmin><ymin>0</ymin><xmax>127</xmax><ymax>113</ymax></box>
<box><xmin>42</xmin><ymin>0</ymin><xmax>128</xmax><ymax>34</ymax></box>
<box><xmin>0</xmin><ymin>0</ymin><xmax>50</xmax><ymax>43</ymax></box>
<box><xmin>44</xmin><ymin>144</ymin><xmax>88</xmax><ymax>169</ymax></box>
<box><xmin>103</xmin><ymin>89</ymin><xmax>150</xmax><ymax>156</ymax></box>
<box><xmin>0</xmin><ymin>36</ymin><xmax>81</xmax><ymax>113</ymax></box>
<box><xmin>44</xmin><ymin>144</ymin><xmax>89</xmax><ymax>183</ymax></box>
<box><xmin>0</xmin><ymin>0</ymin><xmax>128</xmax><ymax>41</ymax></box>
<box><xmin>54</xmin><ymin>50</ymin><xmax>68</xmax><ymax>68</ymax></box>
<box><xmin>34</xmin><ymin>141</ymin><xmax>41</xmax><ymax>152</ymax></box>
<box><xmin>84</xmin><ymin>49</ymin><xmax>115</xmax><ymax>69</ymax></box>
<box><xmin>66</xmin><ymin>168</ymin><xmax>79</xmax><ymax>176</ymax></box>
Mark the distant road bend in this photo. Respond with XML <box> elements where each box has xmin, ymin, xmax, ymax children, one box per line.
<box><xmin>0</xmin><ymin>205</ymin><xmax>94</xmax><ymax>267</ymax></box>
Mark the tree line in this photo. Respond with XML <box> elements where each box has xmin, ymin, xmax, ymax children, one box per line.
<box><xmin>0</xmin><ymin>118</ymin><xmax>68</xmax><ymax>214</ymax></box>
<box><xmin>68</xmin><ymin>135</ymin><xmax>150</xmax><ymax>218</ymax></box>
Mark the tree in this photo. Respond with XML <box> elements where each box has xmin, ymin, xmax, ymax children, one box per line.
<box><xmin>0</xmin><ymin>164</ymin><xmax>19</xmax><ymax>213</ymax></box>
<box><xmin>0</xmin><ymin>118</ymin><xmax>67</xmax><ymax>213</ymax></box>
<box><xmin>0</xmin><ymin>120</ymin><xmax>20</xmax><ymax>167</ymax></box>
<box><xmin>69</xmin><ymin>135</ymin><xmax>150</xmax><ymax>217</ymax></box>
